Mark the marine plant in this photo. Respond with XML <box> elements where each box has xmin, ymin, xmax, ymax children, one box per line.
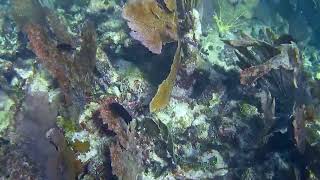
<box><xmin>122</xmin><ymin>0</ymin><xmax>198</xmax><ymax>112</ymax></box>
<box><xmin>213</xmin><ymin>0</ymin><xmax>244</xmax><ymax>35</ymax></box>
<box><xmin>122</xmin><ymin>0</ymin><xmax>180</xmax><ymax>112</ymax></box>
<box><xmin>150</xmin><ymin>42</ymin><xmax>181</xmax><ymax>112</ymax></box>
<box><xmin>122</xmin><ymin>0</ymin><xmax>178</xmax><ymax>54</ymax></box>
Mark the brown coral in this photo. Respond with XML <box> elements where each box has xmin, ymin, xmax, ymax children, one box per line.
<box><xmin>99</xmin><ymin>98</ymin><xmax>129</xmax><ymax>146</ymax></box>
<box><xmin>239</xmin><ymin>53</ymin><xmax>289</xmax><ymax>85</ymax></box>
<box><xmin>23</xmin><ymin>20</ymin><xmax>96</xmax><ymax>103</ymax></box>
<box><xmin>25</xmin><ymin>23</ymin><xmax>72</xmax><ymax>96</ymax></box>
<box><xmin>122</xmin><ymin>0</ymin><xmax>178</xmax><ymax>54</ymax></box>
<box><xmin>225</xmin><ymin>34</ymin><xmax>301</xmax><ymax>86</ymax></box>
<box><xmin>13</xmin><ymin>0</ymin><xmax>97</xmax><ymax>103</ymax></box>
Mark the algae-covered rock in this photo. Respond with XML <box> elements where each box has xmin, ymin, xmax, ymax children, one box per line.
<box><xmin>239</xmin><ymin>103</ymin><xmax>259</xmax><ymax>118</ymax></box>
<box><xmin>0</xmin><ymin>92</ymin><xmax>15</xmax><ymax>136</ymax></box>
<box><xmin>200</xmin><ymin>29</ymin><xmax>239</xmax><ymax>71</ymax></box>
<box><xmin>28</xmin><ymin>71</ymin><xmax>50</xmax><ymax>93</ymax></box>
<box><xmin>0</xmin><ymin>2</ymin><xmax>20</xmax><ymax>57</ymax></box>
<box><xmin>302</xmin><ymin>45</ymin><xmax>320</xmax><ymax>80</ymax></box>
<box><xmin>155</xmin><ymin>99</ymin><xmax>208</xmax><ymax>133</ymax></box>
<box><xmin>87</xmin><ymin>0</ymin><xmax>117</xmax><ymax>13</ymax></box>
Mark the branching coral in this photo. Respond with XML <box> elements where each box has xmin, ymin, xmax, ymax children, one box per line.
<box><xmin>14</xmin><ymin>1</ymin><xmax>97</xmax><ymax>103</ymax></box>
<box><xmin>24</xmin><ymin>23</ymin><xmax>72</xmax><ymax>96</ymax></box>
<box><xmin>122</xmin><ymin>0</ymin><xmax>178</xmax><ymax>54</ymax></box>
<box><xmin>225</xmin><ymin>33</ymin><xmax>311</xmax><ymax>149</ymax></box>
<box><xmin>293</xmin><ymin>105</ymin><xmax>307</xmax><ymax>153</ymax></box>
<box><xmin>239</xmin><ymin>52</ymin><xmax>290</xmax><ymax>85</ymax></box>
<box><xmin>11</xmin><ymin>0</ymin><xmax>46</xmax><ymax>29</ymax></box>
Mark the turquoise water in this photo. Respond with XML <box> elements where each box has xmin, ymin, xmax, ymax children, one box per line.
<box><xmin>0</xmin><ymin>0</ymin><xmax>320</xmax><ymax>179</ymax></box>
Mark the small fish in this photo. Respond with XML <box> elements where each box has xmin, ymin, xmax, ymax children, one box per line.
<box><xmin>109</xmin><ymin>102</ymin><xmax>132</xmax><ymax>124</ymax></box>
<box><xmin>56</xmin><ymin>43</ymin><xmax>76</xmax><ymax>52</ymax></box>
<box><xmin>274</xmin><ymin>34</ymin><xmax>296</xmax><ymax>46</ymax></box>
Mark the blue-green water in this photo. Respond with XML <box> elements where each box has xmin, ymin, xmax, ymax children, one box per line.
<box><xmin>0</xmin><ymin>0</ymin><xmax>320</xmax><ymax>179</ymax></box>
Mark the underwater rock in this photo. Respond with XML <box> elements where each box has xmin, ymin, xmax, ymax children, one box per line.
<box><xmin>87</xmin><ymin>0</ymin><xmax>117</xmax><ymax>13</ymax></box>
<box><xmin>12</xmin><ymin>92</ymin><xmax>82</xmax><ymax>180</ymax></box>
<box><xmin>0</xmin><ymin>91</ymin><xmax>15</xmax><ymax>136</ymax></box>
<box><xmin>0</xmin><ymin>2</ymin><xmax>19</xmax><ymax>57</ymax></box>
<box><xmin>0</xmin><ymin>142</ymin><xmax>42</xmax><ymax>179</ymax></box>
<box><xmin>200</xmin><ymin>29</ymin><xmax>239</xmax><ymax>71</ymax></box>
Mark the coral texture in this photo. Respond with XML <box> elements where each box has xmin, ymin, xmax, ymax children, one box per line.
<box><xmin>25</xmin><ymin>23</ymin><xmax>72</xmax><ymax>96</ymax></box>
<box><xmin>24</xmin><ymin>20</ymin><xmax>96</xmax><ymax>103</ymax></box>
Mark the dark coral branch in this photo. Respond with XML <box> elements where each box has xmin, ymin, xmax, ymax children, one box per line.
<box><xmin>13</xmin><ymin>0</ymin><xmax>97</xmax><ymax>105</ymax></box>
<box><xmin>24</xmin><ymin>23</ymin><xmax>72</xmax><ymax>97</ymax></box>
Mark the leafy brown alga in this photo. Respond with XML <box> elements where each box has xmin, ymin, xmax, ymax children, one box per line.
<box><xmin>150</xmin><ymin>42</ymin><xmax>181</xmax><ymax>112</ymax></box>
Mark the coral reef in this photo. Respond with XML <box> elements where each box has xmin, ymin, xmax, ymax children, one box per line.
<box><xmin>1</xmin><ymin>0</ymin><xmax>320</xmax><ymax>179</ymax></box>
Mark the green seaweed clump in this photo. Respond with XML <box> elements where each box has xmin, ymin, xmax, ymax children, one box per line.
<box><xmin>240</xmin><ymin>103</ymin><xmax>259</xmax><ymax>118</ymax></box>
<box><xmin>56</xmin><ymin>116</ymin><xmax>78</xmax><ymax>135</ymax></box>
<box><xmin>212</xmin><ymin>0</ymin><xmax>259</xmax><ymax>35</ymax></box>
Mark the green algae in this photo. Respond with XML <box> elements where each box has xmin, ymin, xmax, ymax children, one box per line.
<box><xmin>57</xmin><ymin>116</ymin><xmax>78</xmax><ymax>135</ymax></box>
<box><xmin>240</xmin><ymin>103</ymin><xmax>259</xmax><ymax>118</ymax></box>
